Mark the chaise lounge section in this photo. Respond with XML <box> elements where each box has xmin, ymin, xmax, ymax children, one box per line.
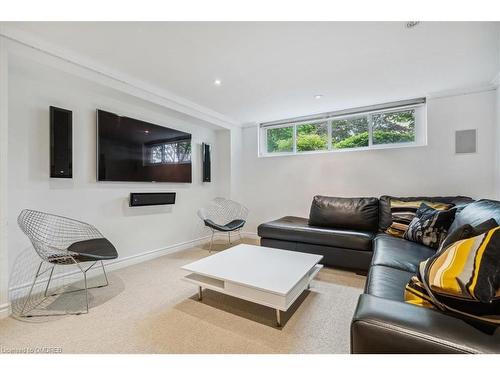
<box><xmin>258</xmin><ymin>215</ymin><xmax>375</xmax><ymax>270</ymax></box>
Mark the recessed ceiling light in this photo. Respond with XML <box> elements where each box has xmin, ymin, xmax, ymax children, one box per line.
<box><xmin>314</xmin><ymin>95</ymin><xmax>323</xmax><ymax>99</ymax></box>
<box><xmin>214</xmin><ymin>79</ymin><xmax>222</xmax><ymax>86</ymax></box>
<box><xmin>405</xmin><ymin>21</ymin><xmax>420</xmax><ymax>29</ymax></box>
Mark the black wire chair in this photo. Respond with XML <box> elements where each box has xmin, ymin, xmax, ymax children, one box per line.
<box><xmin>17</xmin><ymin>209</ymin><xmax>118</xmax><ymax>317</ymax></box>
<box><xmin>197</xmin><ymin>198</ymin><xmax>249</xmax><ymax>253</ymax></box>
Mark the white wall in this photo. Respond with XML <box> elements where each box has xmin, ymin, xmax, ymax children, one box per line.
<box><xmin>237</xmin><ymin>90</ymin><xmax>497</xmax><ymax>232</ymax></box>
<box><xmin>229</xmin><ymin>127</ymin><xmax>244</xmax><ymax>201</ymax></box>
<box><xmin>0</xmin><ymin>36</ymin><xmax>9</xmax><ymax>316</ymax></box>
<box><xmin>214</xmin><ymin>129</ymin><xmax>231</xmax><ymax>198</ymax></box>
<box><xmin>7</xmin><ymin>54</ymin><xmax>230</xmax><ymax>275</ymax></box>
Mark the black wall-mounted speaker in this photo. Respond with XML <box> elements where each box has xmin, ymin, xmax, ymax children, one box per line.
<box><xmin>50</xmin><ymin>106</ymin><xmax>73</xmax><ymax>178</ymax></box>
<box><xmin>202</xmin><ymin>143</ymin><xmax>211</xmax><ymax>182</ymax></box>
<box><xmin>129</xmin><ymin>192</ymin><xmax>176</xmax><ymax>207</ymax></box>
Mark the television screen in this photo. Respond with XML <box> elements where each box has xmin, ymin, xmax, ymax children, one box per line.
<box><xmin>97</xmin><ymin>110</ymin><xmax>192</xmax><ymax>182</ymax></box>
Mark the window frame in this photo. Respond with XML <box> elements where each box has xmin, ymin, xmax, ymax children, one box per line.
<box><xmin>259</xmin><ymin>103</ymin><xmax>426</xmax><ymax>157</ymax></box>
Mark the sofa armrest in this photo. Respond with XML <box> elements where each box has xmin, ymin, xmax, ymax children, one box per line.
<box><xmin>351</xmin><ymin>294</ymin><xmax>500</xmax><ymax>354</ymax></box>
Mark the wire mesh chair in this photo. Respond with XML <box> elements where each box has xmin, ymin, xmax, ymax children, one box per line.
<box><xmin>197</xmin><ymin>198</ymin><xmax>249</xmax><ymax>253</ymax></box>
<box><xmin>17</xmin><ymin>209</ymin><xmax>118</xmax><ymax>317</ymax></box>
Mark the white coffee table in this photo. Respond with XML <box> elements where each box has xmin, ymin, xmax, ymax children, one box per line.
<box><xmin>181</xmin><ymin>244</ymin><xmax>323</xmax><ymax>326</ymax></box>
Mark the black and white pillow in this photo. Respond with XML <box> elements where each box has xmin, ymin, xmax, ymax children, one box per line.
<box><xmin>404</xmin><ymin>203</ymin><xmax>457</xmax><ymax>249</ymax></box>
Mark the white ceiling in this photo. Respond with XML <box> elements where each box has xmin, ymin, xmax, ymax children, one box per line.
<box><xmin>6</xmin><ymin>21</ymin><xmax>500</xmax><ymax>125</ymax></box>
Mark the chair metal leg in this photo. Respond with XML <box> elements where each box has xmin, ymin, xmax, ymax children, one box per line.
<box><xmin>208</xmin><ymin>230</ymin><xmax>215</xmax><ymax>253</ymax></box>
<box><xmin>238</xmin><ymin>229</ymin><xmax>242</xmax><ymax>241</ymax></box>
<box><xmin>46</xmin><ymin>261</ymin><xmax>106</xmax><ymax>296</ymax></box>
<box><xmin>82</xmin><ymin>270</ymin><xmax>89</xmax><ymax>314</ymax></box>
<box><xmin>100</xmin><ymin>260</ymin><xmax>109</xmax><ymax>287</ymax></box>
<box><xmin>20</xmin><ymin>260</ymin><xmax>110</xmax><ymax>317</ymax></box>
<box><xmin>44</xmin><ymin>265</ymin><xmax>55</xmax><ymax>297</ymax></box>
<box><xmin>20</xmin><ymin>262</ymin><xmax>43</xmax><ymax>317</ymax></box>
<box><xmin>228</xmin><ymin>231</ymin><xmax>231</xmax><ymax>244</ymax></box>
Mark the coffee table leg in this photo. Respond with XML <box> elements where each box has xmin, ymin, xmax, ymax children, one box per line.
<box><xmin>276</xmin><ymin>309</ymin><xmax>281</xmax><ymax>327</ymax></box>
<box><xmin>198</xmin><ymin>286</ymin><xmax>202</xmax><ymax>301</ymax></box>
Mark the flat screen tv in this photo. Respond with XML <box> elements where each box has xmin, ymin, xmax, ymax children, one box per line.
<box><xmin>97</xmin><ymin>109</ymin><xmax>192</xmax><ymax>182</ymax></box>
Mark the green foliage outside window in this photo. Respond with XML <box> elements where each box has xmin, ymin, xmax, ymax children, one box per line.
<box><xmin>296</xmin><ymin>122</ymin><xmax>328</xmax><ymax>152</ymax></box>
<box><xmin>334</xmin><ymin>130</ymin><xmax>414</xmax><ymax>149</ymax></box>
<box><xmin>334</xmin><ymin>132</ymin><xmax>369</xmax><ymax>149</ymax></box>
<box><xmin>332</xmin><ymin>116</ymin><xmax>369</xmax><ymax>149</ymax></box>
<box><xmin>266</xmin><ymin>126</ymin><xmax>293</xmax><ymax>153</ymax></box>
<box><xmin>372</xmin><ymin>110</ymin><xmax>415</xmax><ymax>145</ymax></box>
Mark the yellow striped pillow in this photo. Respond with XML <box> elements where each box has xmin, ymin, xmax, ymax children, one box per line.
<box><xmin>420</xmin><ymin>226</ymin><xmax>500</xmax><ymax>303</ymax></box>
<box><xmin>405</xmin><ymin>226</ymin><xmax>500</xmax><ymax>324</ymax></box>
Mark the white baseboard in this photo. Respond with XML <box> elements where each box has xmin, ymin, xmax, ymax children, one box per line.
<box><xmin>7</xmin><ymin>232</ymin><xmax>260</xmax><ymax>299</ymax></box>
<box><xmin>102</xmin><ymin>235</ymin><xmax>211</xmax><ymax>273</ymax></box>
<box><xmin>212</xmin><ymin>231</ymin><xmax>259</xmax><ymax>241</ymax></box>
<box><xmin>0</xmin><ymin>302</ymin><xmax>10</xmax><ymax>319</ymax></box>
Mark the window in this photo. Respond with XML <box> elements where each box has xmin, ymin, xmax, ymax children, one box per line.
<box><xmin>259</xmin><ymin>99</ymin><xmax>426</xmax><ymax>156</ymax></box>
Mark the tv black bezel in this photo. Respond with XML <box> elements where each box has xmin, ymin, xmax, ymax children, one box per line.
<box><xmin>96</xmin><ymin>109</ymin><xmax>192</xmax><ymax>183</ymax></box>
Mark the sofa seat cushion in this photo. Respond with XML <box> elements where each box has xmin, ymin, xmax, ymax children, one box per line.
<box><xmin>365</xmin><ymin>265</ymin><xmax>414</xmax><ymax>301</ymax></box>
<box><xmin>351</xmin><ymin>294</ymin><xmax>499</xmax><ymax>354</ymax></box>
<box><xmin>257</xmin><ymin>216</ymin><xmax>375</xmax><ymax>251</ymax></box>
<box><xmin>372</xmin><ymin>234</ymin><xmax>435</xmax><ymax>273</ymax></box>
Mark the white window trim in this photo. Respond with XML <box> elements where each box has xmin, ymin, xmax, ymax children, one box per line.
<box><xmin>259</xmin><ymin>102</ymin><xmax>427</xmax><ymax>157</ymax></box>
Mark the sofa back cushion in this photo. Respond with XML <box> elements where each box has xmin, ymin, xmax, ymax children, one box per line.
<box><xmin>308</xmin><ymin>196</ymin><xmax>379</xmax><ymax>231</ymax></box>
<box><xmin>379</xmin><ymin>195</ymin><xmax>474</xmax><ymax>231</ymax></box>
<box><xmin>448</xmin><ymin>199</ymin><xmax>500</xmax><ymax>233</ymax></box>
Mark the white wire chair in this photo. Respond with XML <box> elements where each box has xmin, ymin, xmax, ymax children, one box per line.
<box><xmin>197</xmin><ymin>198</ymin><xmax>249</xmax><ymax>252</ymax></box>
<box><xmin>17</xmin><ymin>209</ymin><xmax>118</xmax><ymax>317</ymax></box>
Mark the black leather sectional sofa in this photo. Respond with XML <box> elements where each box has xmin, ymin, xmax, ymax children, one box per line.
<box><xmin>258</xmin><ymin>195</ymin><xmax>500</xmax><ymax>353</ymax></box>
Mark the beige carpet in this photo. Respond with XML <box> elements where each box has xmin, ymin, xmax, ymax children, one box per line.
<box><xmin>0</xmin><ymin>239</ymin><xmax>365</xmax><ymax>354</ymax></box>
